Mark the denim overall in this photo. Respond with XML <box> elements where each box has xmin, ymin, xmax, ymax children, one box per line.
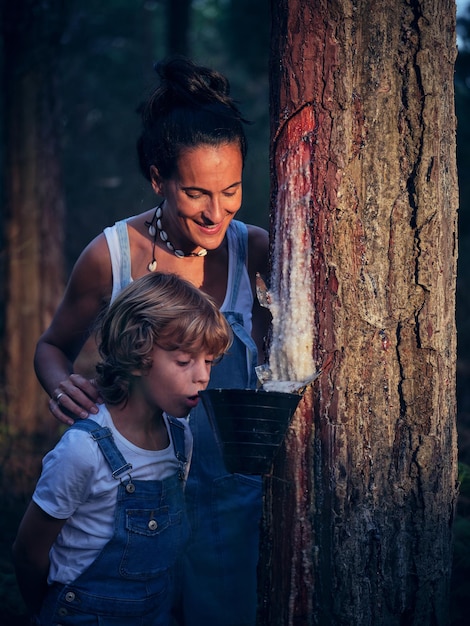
<box><xmin>106</xmin><ymin>218</ymin><xmax>263</xmax><ymax>625</ymax></box>
<box><xmin>175</xmin><ymin>223</ymin><xmax>263</xmax><ymax>626</ymax></box>
<box><xmin>39</xmin><ymin>416</ymin><xmax>189</xmax><ymax>626</ymax></box>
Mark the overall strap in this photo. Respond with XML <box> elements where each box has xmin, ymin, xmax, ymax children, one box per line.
<box><xmin>167</xmin><ymin>416</ymin><xmax>187</xmax><ymax>480</ymax></box>
<box><xmin>228</xmin><ymin>220</ymin><xmax>248</xmax><ymax>310</ymax></box>
<box><xmin>115</xmin><ymin>219</ymin><xmax>132</xmax><ymax>289</ymax></box>
<box><xmin>71</xmin><ymin>420</ymin><xmax>133</xmax><ymax>480</ymax></box>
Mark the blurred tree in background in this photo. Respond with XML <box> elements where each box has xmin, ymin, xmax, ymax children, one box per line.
<box><xmin>1</xmin><ymin>0</ymin><xmax>66</xmax><ymax>459</ymax></box>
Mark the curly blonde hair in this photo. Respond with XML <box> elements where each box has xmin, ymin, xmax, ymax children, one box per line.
<box><xmin>95</xmin><ymin>273</ymin><xmax>232</xmax><ymax>405</ymax></box>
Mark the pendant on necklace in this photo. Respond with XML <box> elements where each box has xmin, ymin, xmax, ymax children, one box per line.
<box><xmin>146</xmin><ymin>202</ymin><xmax>207</xmax><ymax>273</ymax></box>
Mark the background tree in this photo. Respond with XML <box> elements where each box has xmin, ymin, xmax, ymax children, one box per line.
<box><xmin>258</xmin><ymin>1</ymin><xmax>459</xmax><ymax>625</ymax></box>
<box><xmin>1</xmin><ymin>0</ymin><xmax>66</xmax><ymax>442</ymax></box>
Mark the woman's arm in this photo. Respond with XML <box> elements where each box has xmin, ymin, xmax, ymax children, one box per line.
<box><xmin>34</xmin><ymin>234</ymin><xmax>113</xmax><ymax>424</ymax></box>
<box><xmin>12</xmin><ymin>502</ymin><xmax>67</xmax><ymax>617</ymax></box>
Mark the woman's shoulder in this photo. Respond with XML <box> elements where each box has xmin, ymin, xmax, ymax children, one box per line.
<box><xmin>72</xmin><ymin>230</ymin><xmax>111</xmax><ymax>272</ymax></box>
<box><xmin>68</xmin><ymin>209</ymin><xmax>148</xmax><ymax>298</ymax></box>
<box><xmin>66</xmin><ymin>233</ymin><xmax>113</xmax><ymax>300</ymax></box>
<box><xmin>77</xmin><ymin>210</ymin><xmax>151</xmax><ymax>265</ymax></box>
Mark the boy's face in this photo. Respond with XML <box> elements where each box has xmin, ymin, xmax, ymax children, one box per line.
<box><xmin>137</xmin><ymin>345</ymin><xmax>214</xmax><ymax>418</ymax></box>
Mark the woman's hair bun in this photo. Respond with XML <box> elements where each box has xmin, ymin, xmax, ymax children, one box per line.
<box><xmin>153</xmin><ymin>56</ymin><xmax>231</xmax><ymax>107</ymax></box>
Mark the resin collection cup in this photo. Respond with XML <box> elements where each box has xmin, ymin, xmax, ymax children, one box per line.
<box><xmin>200</xmin><ymin>388</ymin><xmax>303</xmax><ymax>475</ymax></box>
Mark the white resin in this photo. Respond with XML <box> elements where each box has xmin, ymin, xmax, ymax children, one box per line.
<box><xmin>268</xmin><ymin>176</ymin><xmax>316</xmax><ymax>385</ymax></box>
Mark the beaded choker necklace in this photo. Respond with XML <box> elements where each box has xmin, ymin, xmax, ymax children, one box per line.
<box><xmin>145</xmin><ymin>202</ymin><xmax>207</xmax><ymax>272</ymax></box>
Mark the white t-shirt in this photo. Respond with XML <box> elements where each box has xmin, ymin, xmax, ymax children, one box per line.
<box><xmin>32</xmin><ymin>405</ymin><xmax>192</xmax><ymax>585</ymax></box>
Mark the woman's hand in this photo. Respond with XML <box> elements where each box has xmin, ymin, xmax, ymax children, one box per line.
<box><xmin>50</xmin><ymin>374</ymin><xmax>102</xmax><ymax>425</ymax></box>
<box><xmin>33</xmin><ymin>234</ymin><xmax>113</xmax><ymax>425</ymax></box>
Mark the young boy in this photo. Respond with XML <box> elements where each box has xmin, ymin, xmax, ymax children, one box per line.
<box><xmin>12</xmin><ymin>272</ymin><xmax>232</xmax><ymax>625</ymax></box>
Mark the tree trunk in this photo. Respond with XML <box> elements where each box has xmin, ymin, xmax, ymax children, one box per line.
<box><xmin>259</xmin><ymin>1</ymin><xmax>459</xmax><ymax>625</ymax></box>
<box><xmin>1</xmin><ymin>0</ymin><xmax>65</xmax><ymax>439</ymax></box>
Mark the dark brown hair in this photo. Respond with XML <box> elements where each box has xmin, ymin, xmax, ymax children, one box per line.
<box><xmin>95</xmin><ymin>272</ymin><xmax>232</xmax><ymax>405</ymax></box>
<box><xmin>137</xmin><ymin>56</ymin><xmax>248</xmax><ymax>181</ymax></box>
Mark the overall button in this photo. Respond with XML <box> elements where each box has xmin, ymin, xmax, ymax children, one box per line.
<box><xmin>148</xmin><ymin>519</ymin><xmax>158</xmax><ymax>530</ymax></box>
<box><xmin>65</xmin><ymin>591</ymin><xmax>75</xmax><ymax>602</ymax></box>
<box><xmin>126</xmin><ymin>483</ymin><xmax>135</xmax><ymax>494</ymax></box>
<box><xmin>58</xmin><ymin>607</ymin><xmax>68</xmax><ymax>616</ymax></box>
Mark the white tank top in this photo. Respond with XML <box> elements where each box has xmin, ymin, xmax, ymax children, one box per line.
<box><xmin>103</xmin><ymin>217</ymin><xmax>253</xmax><ymax>335</ymax></box>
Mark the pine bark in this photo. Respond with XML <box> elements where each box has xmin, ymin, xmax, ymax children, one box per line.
<box><xmin>1</xmin><ymin>0</ymin><xmax>65</xmax><ymax>436</ymax></box>
<box><xmin>259</xmin><ymin>1</ymin><xmax>459</xmax><ymax>624</ymax></box>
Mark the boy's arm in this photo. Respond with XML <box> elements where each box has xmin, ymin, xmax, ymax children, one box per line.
<box><xmin>12</xmin><ymin>501</ymin><xmax>67</xmax><ymax>616</ymax></box>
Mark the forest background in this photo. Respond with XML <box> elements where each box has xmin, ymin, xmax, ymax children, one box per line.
<box><xmin>1</xmin><ymin>0</ymin><xmax>470</xmax><ymax>623</ymax></box>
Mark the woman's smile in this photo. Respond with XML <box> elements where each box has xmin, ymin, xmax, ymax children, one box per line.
<box><xmin>194</xmin><ymin>219</ymin><xmax>225</xmax><ymax>235</ymax></box>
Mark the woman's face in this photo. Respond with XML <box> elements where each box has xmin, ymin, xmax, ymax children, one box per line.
<box><xmin>151</xmin><ymin>142</ymin><xmax>243</xmax><ymax>252</ymax></box>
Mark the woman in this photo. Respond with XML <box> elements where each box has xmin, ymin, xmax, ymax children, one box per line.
<box><xmin>34</xmin><ymin>56</ymin><xmax>270</xmax><ymax>626</ymax></box>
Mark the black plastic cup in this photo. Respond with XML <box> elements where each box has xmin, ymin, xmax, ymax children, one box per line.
<box><xmin>200</xmin><ymin>388</ymin><xmax>302</xmax><ymax>475</ymax></box>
